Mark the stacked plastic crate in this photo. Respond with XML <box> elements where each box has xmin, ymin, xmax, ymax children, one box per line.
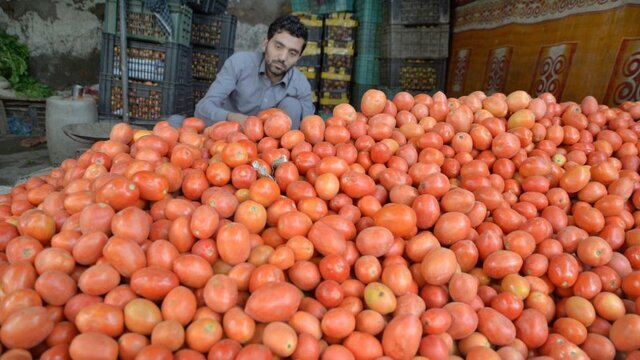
<box><xmin>379</xmin><ymin>0</ymin><xmax>450</xmax><ymax>97</ymax></box>
<box><xmin>351</xmin><ymin>0</ymin><xmax>381</xmax><ymax>111</ymax></box>
<box><xmin>294</xmin><ymin>13</ymin><xmax>324</xmax><ymax>110</ymax></box>
<box><xmin>99</xmin><ymin>0</ymin><xmax>194</xmax><ymax>126</ymax></box>
<box><xmin>319</xmin><ymin>12</ymin><xmax>357</xmax><ymax>118</ymax></box>
<box><xmin>187</xmin><ymin>0</ymin><xmax>237</xmax><ymax>110</ymax></box>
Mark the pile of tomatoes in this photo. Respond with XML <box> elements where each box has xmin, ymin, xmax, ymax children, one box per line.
<box><xmin>1</xmin><ymin>88</ymin><xmax>640</xmax><ymax>359</ymax></box>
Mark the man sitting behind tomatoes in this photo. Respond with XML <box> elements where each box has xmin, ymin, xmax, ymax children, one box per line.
<box><xmin>172</xmin><ymin>15</ymin><xmax>315</xmax><ymax>129</ymax></box>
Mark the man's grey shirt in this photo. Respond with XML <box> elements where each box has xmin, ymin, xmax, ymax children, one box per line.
<box><xmin>194</xmin><ymin>51</ymin><xmax>315</xmax><ymax>123</ymax></box>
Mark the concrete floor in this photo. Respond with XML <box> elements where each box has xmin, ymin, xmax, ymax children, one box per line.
<box><xmin>0</xmin><ymin>135</ymin><xmax>53</xmax><ymax>193</ymax></box>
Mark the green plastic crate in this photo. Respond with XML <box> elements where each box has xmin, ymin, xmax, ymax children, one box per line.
<box><xmin>104</xmin><ymin>0</ymin><xmax>192</xmax><ymax>47</ymax></box>
<box><xmin>355</xmin><ymin>21</ymin><xmax>379</xmax><ymax>56</ymax></box>
<box><xmin>353</xmin><ymin>55</ymin><xmax>379</xmax><ymax>84</ymax></box>
<box><xmin>355</xmin><ymin>0</ymin><xmax>381</xmax><ymax>23</ymax></box>
<box><xmin>319</xmin><ymin>0</ymin><xmax>354</xmax><ymax>14</ymax></box>
<box><xmin>290</xmin><ymin>0</ymin><xmax>319</xmax><ymax>14</ymax></box>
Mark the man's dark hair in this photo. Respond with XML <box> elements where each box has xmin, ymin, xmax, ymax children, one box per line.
<box><xmin>267</xmin><ymin>14</ymin><xmax>308</xmax><ymax>53</ymax></box>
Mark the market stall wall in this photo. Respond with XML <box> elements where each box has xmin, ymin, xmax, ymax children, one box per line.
<box><xmin>448</xmin><ymin>0</ymin><xmax>640</xmax><ymax>106</ymax></box>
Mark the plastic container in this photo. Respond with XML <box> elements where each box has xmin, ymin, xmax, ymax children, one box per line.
<box><xmin>296</xmin><ymin>66</ymin><xmax>321</xmax><ymax>81</ymax></box>
<box><xmin>380</xmin><ymin>24</ymin><xmax>450</xmax><ymax>59</ymax></box>
<box><xmin>192</xmin><ymin>46</ymin><xmax>233</xmax><ymax>80</ymax></box>
<box><xmin>186</xmin><ymin>0</ymin><xmax>229</xmax><ymax>14</ymax></box>
<box><xmin>294</xmin><ymin>13</ymin><xmax>324</xmax><ymax>41</ymax></box>
<box><xmin>322</xmin><ymin>46</ymin><xmax>355</xmax><ymax>69</ymax></box>
<box><xmin>297</xmin><ymin>55</ymin><xmax>322</xmax><ymax>67</ymax></box>
<box><xmin>355</xmin><ymin>0</ymin><xmax>382</xmax><ymax>23</ymax></box>
<box><xmin>291</xmin><ymin>0</ymin><xmax>319</xmax><ymax>14</ymax></box>
<box><xmin>46</xmin><ymin>95</ymin><xmax>98</xmax><ymax>165</ymax></box>
<box><xmin>192</xmin><ymin>80</ymin><xmax>211</xmax><ymax>109</ymax></box>
<box><xmin>191</xmin><ymin>13</ymin><xmax>237</xmax><ymax>49</ymax></box>
<box><xmin>320</xmin><ymin>68</ymin><xmax>352</xmax><ymax>91</ymax></box>
<box><xmin>297</xmin><ymin>41</ymin><xmax>322</xmax><ymax>67</ymax></box>
<box><xmin>100</xmin><ymin>33</ymin><xmax>192</xmax><ymax>85</ymax></box>
<box><xmin>319</xmin><ymin>90</ymin><xmax>351</xmax><ymax>118</ymax></box>
<box><xmin>324</xmin><ymin>13</ymin><xmax>358</xmax><ymax>42</ymax></box>
<box><xmin>355</xmin><ymin>21</ymin><xmax>380</xmax><ymax>56</ymax></box>
<box><xmin>379</xmin><ymin>58</ymin><xmax>447</xmax><ymax>91</ymax></box>
<box><xmin>383</xmin><ymin>0</ymin><xmax>450</xmax><ymax>25</ymax></box>
<box><xmin>2</xmin><ymin>99</ymin><xmax>46</xmax><ymax>136</ymax></box>
<box><xmin>353</xmin><ymin>55</ymin><xmax>379</xmax><ymax>84</ymax></box>
<box><xmin>104</xmin><ymin>0</ymin><xmax>193</xmax><ymax>47</ymax></box>
<box><xmin>98</xmin><ymin>75</ymin><xmax>193</xmax><ymax>126</ymax></box>
<box><xmin>318</xmin><ymin>0</ymin><xmax>354</xmax><ymax>14</ymax></box>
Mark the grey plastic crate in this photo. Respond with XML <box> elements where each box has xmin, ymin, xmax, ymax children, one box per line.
<box><xmin>100</xmin><ymin>33</ymin><xmax>193</xmax><ymax>85</ymax></box>
<box><xmin>379</xmin><ymin>58</ymin><xmax>447</xmax><ymax>91</ymax></box>
<box><xmin>191</xmin><ymin>46</ymin><xmax>233</xmax><ymax>80</ymax></box>
<box><xmin>191</xmin><ymin>13</ymin><xmax>237</xmax><ymax>49</ymax></box>
<box><xmin>98</xmin><ymin>75</ymin><xmax>193</xmax><ymax>125</ymax></box>
<box><xmin>104</xmin><ymin>0</ymin><xmax>193</xmax><ymax>47</ymax></box>
<box><xmin>383</xmin><ymin>0</ymin><xmax>450</xmax><ymax>25</ymax></box>
<box><xmin>192</xmin><ymin>80</ymin><xmax>211</xmax><ymax>109</ymax></box>
<box><xmin>186</xmin><ymin>0</ymin><xmax>228</xmax><ymax>14</ymax></box>
<box><xmin>380</xmin><ymin>24</ymin><xmax>450</xmax><ymax>59</ymax></box>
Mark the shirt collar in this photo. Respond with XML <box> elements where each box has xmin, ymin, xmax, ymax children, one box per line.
<box><xmin>258</xmin><ymin>51</ymin><xmax>291</xmax><ymax>86</ymax></box>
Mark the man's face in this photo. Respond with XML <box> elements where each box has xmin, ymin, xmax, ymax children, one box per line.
<box><xmin>264</xmin><ymin>31</ymin><xmax>305</xmax><ymax>78</ymax></box>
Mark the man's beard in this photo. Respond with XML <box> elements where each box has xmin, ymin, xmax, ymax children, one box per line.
<box><xmin>267</xmin><ymin>59</ymin><xmax>288</xmax><ymax>76</ymax></box>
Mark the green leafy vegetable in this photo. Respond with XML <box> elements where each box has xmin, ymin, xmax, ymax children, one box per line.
<box><xmin>0</xmin><ymin>32</ymin><xmax>53</xmax><ymax>98</ymax></box>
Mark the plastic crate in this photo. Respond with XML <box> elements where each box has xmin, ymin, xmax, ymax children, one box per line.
<box><xmin>324</xmin><ymin>13</ymin><xmax>358</xmax><ymax>41</ymax></box>
<box><xmin>355</xmin><ymin>21</ymin><xmax>380</xmax><ymax>56</ymax></box>
<box><xmin>353</xmin><ymin>55</ymin><xmax>379</xmax><ymax>84</ymax></box>
<box><xmin>297</xmin><ymin>41</ymin><xmax>322</xmax><ymax>67</ymax></box>
<box><xmin>2</xmin><ymin>99</ymin><xmax>47</xmax><ymax>136</ymax></box>
<box><xmin>322</xmin><ymin>46</ymin><xmax>355</xmax><ymax>69</ymax></box>
<box><xmin>318</xmin><ymin>0</ymin><xmax>354</xmax><ymax>14</ymax></box>
<box><xmin>294</xmin><ymin>13</ymin><xmax>324</xmax><ymax>41</ymax></box>
<box><xmin>380</xmin><ymin>24</ymin><xmax>450</xmax><ymax>59</ymax></box>
<box><xmin>104</xmin><ymin>0</ymin><xmax>192</xmax><ymax>47</ymax></box>
<box><xmin>98</xmin><ymin>75</ymin><xmax>193</xmax><ymax>126</ymax></box>
<box><xmin>319</xmin><ymin>90</ymin><xmax>350</xmax><ymax>118</ymax></box>
<box><xmin>383</xmin><ymin>0</ymin><xmax>450</xmax><ymax>25</ymax></box>
<box><xmin>355</xmin><ymin>0</ymin><xmax>382</xmax><ymax>23</ymax></box>
<box><xmin>191</xmin><ymin>13</ymin><xmax>237</xmax><ymax>49</ymax></box>
<box><xmin>379</xmin><ymin>58</ymin><xmax>447</xmax><ymax>91</ymax></box>
<box><xmin>297</xmin><ymin>55</ymin><xmax>322</xmax><ymax>67</ymax></box>
<box><xmin>192</xmin><ymin>46</ymin><xmax>233</xmax><ymax>80</ymax></box>
<box><xmin>321</xmin><ymin>70</ymin><xmax>352</xmax><ymax>92</ymax></box>
<box><xmin>100</xmin><ymin>33</ymin><xmax>192</xmax><ymax>85</ymax></box>
<box><xmin>291</xmin><ymin>0</ymin><xmax>319</xmax><ymax>14</ymax></box>
<box><xmin>351</xmin><ymin>82</ymin><xmax>378</xmax><ymax>112</ymax></box>
<box><xmin>186</xmin><ymin>0</ymin><xmax>229</xmax><ymax>14</ymax></box>
<box><xmin>308</xmin><ymin>77</ymin><xmax>320</xmax><ymax>92</ymax></box>
<box><xmin>192</xmin><ymin>80</ymin><xmax>211</xmax><ymax>109</ymax></box>
<box><xmin>296</xmin><ymin>66</ymin><xmax>321</xmax><ymax>81</ymax></box>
